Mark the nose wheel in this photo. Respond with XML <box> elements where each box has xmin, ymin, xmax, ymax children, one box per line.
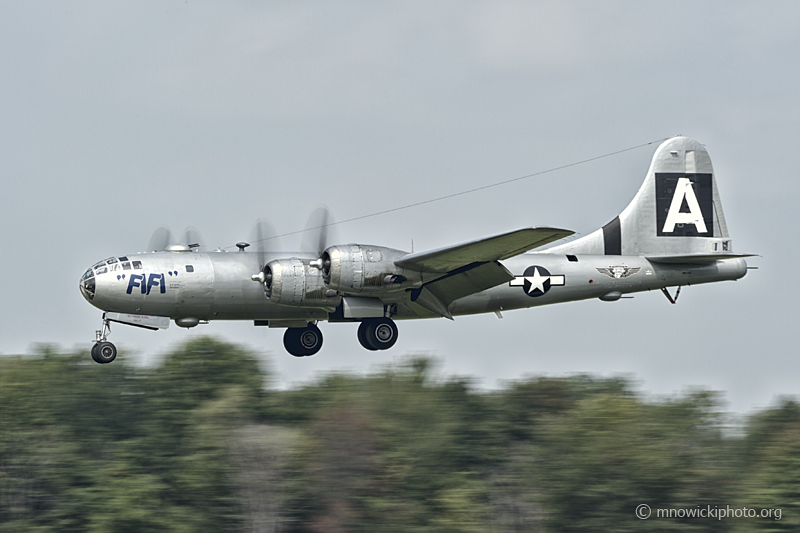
<box><xmin>91</xmin><ymin>314</ymin><xmax>118</xmax><ymax>364</ymax></box>
<box><xmin>357</xmin><ymin>318</ymin><xmax>398</xmax><ymax>351</ymax></box>
<box><xmin>91</xmin><ymin>341</ymin><xmax>117</xmax><ymax>364</ymax></box>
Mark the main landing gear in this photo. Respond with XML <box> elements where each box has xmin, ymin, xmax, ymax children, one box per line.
<box><xmin>284</xmin><ymin>323</ymin><xmax>323</xmax><ymax>357</ymax></box>
<box><xmin>282</xmin><ymin>318</ymin><xmax>399</xmax><ymax>357</ymax></box>
<box><xmin>91</xmin><ymin>315</ymin><xmax>117</xmax><ymax>364</ymax></box>
<box><xmin>357</xmin><ymin>317</ymin><xmax>398</xmax><ymax>351</ymax></box>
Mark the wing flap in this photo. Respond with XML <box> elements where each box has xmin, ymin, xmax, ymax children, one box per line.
<box><xmin>408</xmin><ymin>261</ymin><xmax>513</xmax><ymax>319</ymax></box>
<box><xmin>395</xmin><ymin>227</ymin><xmax>573</xmax><ymax>273</ymax></box>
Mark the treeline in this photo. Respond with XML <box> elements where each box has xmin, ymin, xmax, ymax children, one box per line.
<box><xmin>0</xmin><ymin>338</ymin><xmax>797</xmax><ymax>532</ymax></box>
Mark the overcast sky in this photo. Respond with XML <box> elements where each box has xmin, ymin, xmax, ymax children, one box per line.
<box><xmin>1</xmin><ymin>1</ymin><xmax>797</xmax><ymax>413</ymax></box>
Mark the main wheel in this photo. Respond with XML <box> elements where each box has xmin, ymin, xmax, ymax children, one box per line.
<box><xmin>297</xmin><ymin>324</ymin><xmax>323</xmax><ymax>355</ymax></box>
<box><xmin>361</xmin><ymin>318</ymin><xmax>398</xmax><ymax>351</ymax></box>
<box><xmin>357</xmin><ymin>321</ymin><xmax>379</xmax><ymax>351</ymax></box>
<box><xmin>284</xmin><ymin>325</ymin><xmax>323</xmax><ymax>357</ymax></box>
<box><xmin>93</xmin><ymin>341</ymin><xmax>117</xmax><ymax>364</ymax></box>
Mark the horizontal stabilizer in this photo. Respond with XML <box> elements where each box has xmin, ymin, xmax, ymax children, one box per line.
<box><xmin>395</xmin><ymin>227</ymin><xmax>573</xmax><ymax>273</ymax></box>
<box><xmin>646</xmin><ymin>253</ymin><xmax>756</xmax><ymax>264</ymax></box>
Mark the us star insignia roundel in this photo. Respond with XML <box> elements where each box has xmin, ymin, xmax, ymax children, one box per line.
<box><xmin>509</xmin><ymin>266</ymin><xmax>565</xmax><ymax>297</ymax></box>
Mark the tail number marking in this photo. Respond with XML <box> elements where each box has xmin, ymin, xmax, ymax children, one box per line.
<box><xmin>655</xmin><ymin>173</ymin><xmax>713</xmax><ymax>237</ymax></box>
<box><xmin>663</xmin><ymin>177</ymin><xmax>707</xmax><ymax>233</ymax></box>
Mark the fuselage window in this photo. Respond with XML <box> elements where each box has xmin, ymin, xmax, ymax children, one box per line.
<box><xmin>122</xmin><ymin>262</ymin><xmax>131</xmax><ymax>270</ymax></box>
<box><xmin>119</xmin><ymin>256</ymin><xmax>128</xmax><ymax>262</ymax></box>
<box><xmin>110</xmin><ymin>263</ymin><xmax>120</xmax><ymax>271</ymax></box>
<box><xmin>106</xmin><ymin>257</ymin><xmax>118</xmax><ymax>264</ymax></box>
<box><xmin>95</xmin><ymin>266</ymin><xmax>108</xmax><ymax>275</ymax></box>
<box><xmin>185</xmin><ymin>265</ymin><xmax>194</xmax><ymax>273</ymax></box>
<box><xmin>566</xmin><ymin>255</ymin><xmax>578</xmax><ymax>262</ymax></box>
<box><xmin>132</xmin><ymin>261</ymin><xmax>143</xmax><ymax>270</ymax></box>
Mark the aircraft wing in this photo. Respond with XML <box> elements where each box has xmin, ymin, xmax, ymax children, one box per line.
<box><xmin>395</xmin><ymin>227</ymin><xmax>573</xmax><ymax>273</ymax></box>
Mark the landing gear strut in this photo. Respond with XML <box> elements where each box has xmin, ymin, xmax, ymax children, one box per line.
<box><xmin>284</xmin><ymin>323</ymin><xmax>323</xmax><ymax>357</ymax></box>
<box><xmin>357</xmin><ymin>318</ymin><xmax>398</xmax><ymax>351</ymax></box>
<box><xmin>91</xmin><ymin>315</ymin><xmax>117</xmax><ymax>364</ymax></box>
<box><xmin>661</xmin><ymin>286</ymin><xmax>682</xmax><ymax>304</ymax></box>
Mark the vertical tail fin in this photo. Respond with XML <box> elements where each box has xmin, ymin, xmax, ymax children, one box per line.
<box><xmin>548</xmin><ymin>137</ymin><xmax>734</xmax><ymax>256</ymax></box>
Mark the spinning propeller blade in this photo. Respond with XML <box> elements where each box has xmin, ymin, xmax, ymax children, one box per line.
<box><xmin>249</xmin><ymin>218</ymin><xmax>281</xmax><ymax>269</ymax></box>
<box><xmin>146</xmin><ymin>226</ymin><xmax>175</xmax><ymax>252</ymax></box>
<box><xmin>300</xmin><ymin>205</ymin><xmax>339</xmax><ymax>257</ymax></box>
<box><xmin>179</xmin><ymin>227</ymin><xmax>206</xmax><ymax>250</ymax></box>
<box><xmin>146</xmin><ymin>225</ymin><xmax>205</xmax><ymax>252</ymax></box>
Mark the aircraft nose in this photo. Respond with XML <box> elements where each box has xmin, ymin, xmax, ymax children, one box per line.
<box><xmin>79</xmin><ymin>267</ymin><xmax>96</xmax><ymax>301</ymax></box>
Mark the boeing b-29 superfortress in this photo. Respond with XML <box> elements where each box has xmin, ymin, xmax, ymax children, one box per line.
<box><xmin>79</xmin><ymin>137</ymin><xmax>753</xmax><ymax>363</ymax></box>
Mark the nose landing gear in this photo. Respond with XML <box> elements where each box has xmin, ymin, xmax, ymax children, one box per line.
<box><xmin>91</xmin><ymin>315</ymin><xmax>117</xmax><ymax>364</ymax></box>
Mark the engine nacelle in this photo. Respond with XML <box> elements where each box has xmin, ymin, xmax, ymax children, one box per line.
<box><xmin>321</xmin><ymin>245</ymin><xmax>422</xmax><ymax>294</ymax></box>
<box><xmin>264</xmin><ymin>258</ymin><xmax>340</xmax><ymax>308</ymax></box>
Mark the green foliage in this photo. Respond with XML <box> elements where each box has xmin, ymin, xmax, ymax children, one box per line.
<box><xmin>536</xmin><ymin>392</ymin><xmax>732</xmax><ymax>532</ymax></box>
<box><xmin>0</xmin><ymin>339</ymin><xmax>797</xmax><ymax>531</ymax></box>
<box><xmin>731</xmin><ymin>400</ymin><xmax>800</xmax><ymax>532</ymax></box>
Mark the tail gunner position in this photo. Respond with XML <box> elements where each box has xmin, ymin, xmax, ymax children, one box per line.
<box><xmin>79</xmin><ymin>137</ymin><xmax>753</xmax><ymax>363</ymax></box>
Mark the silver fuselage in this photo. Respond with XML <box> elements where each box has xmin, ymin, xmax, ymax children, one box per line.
<box><xmin>80</xmin><ymin>250</ymin><xmax>747</xmax><ymax>322</ymax></box>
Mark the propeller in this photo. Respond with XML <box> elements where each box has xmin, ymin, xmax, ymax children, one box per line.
<box><xmin>145</xmin><ymin>225</ymin><xmax>206</xmax><ymax>252</ymax></box>
<box><xmin>248</xmin><ymin>218</ymin><xmax>281</xmax><ymax>285</ymax></box>
<box><xmin>146</xmin><ymin>225</ymin><xmax>175</xmax><ymax>252</ymax></box>
<box><xmin>300</xmin><ymin>205</ymin><xmax>339</xmax><ymax>258</ymax></box>
<box><xmin>178</xmin><ymin>226</ymin><xmax>206</xmax><ymax>250</ymax></box>
<box><xmin>249</xmin><ymin>218</ymin><xmax>281</xmax><ymax>267</ymax></box>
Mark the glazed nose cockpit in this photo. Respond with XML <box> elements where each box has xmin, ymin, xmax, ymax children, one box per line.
<box><xmin>79</xmin><ymin>256</ymin><xmax>143</xmax><ymax>302</ymax></box>
<box><xmin>79</xmin><ymin>267</ymin><xmax>96</xmax><ymax>300</ymax></box>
